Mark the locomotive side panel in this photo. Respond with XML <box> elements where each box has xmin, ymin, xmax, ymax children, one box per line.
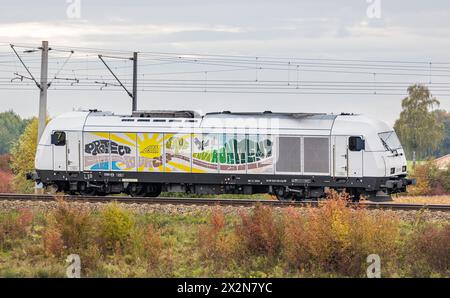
<box><xmin>137</xmin><ymin>133</ymin><xmax>164</xmax><ymax>172</ymax></box>
<box><xmin>303</xmin><ymin>137</ymin><xmax>330</xmax><ymax>175</ymax></box>
<box><xmin>110</xmin><ymin>132</ymin><xmax>137</xmax><ymax>171</ymax></box>
<box><xmin>164</xmin><ymin>133</ymin><xmax>192</xmax><ymax>172</ymax></box>
<box><xmin>83</xmin><ymin>132</ymin><xmax>110</xmax><ymax>171</ymax></box>
<box><xmin>246</xmin><ymin>134</ymin><xmax>274</xmax><ymax>174</ymax></box>
<box><xmin>218</xmin><ymin>133</ymin><xmax>247</xmax><ymax>173</ymax></box>
<box><xmin>275</xmin><ymin>136</ymin><xmax>302</xmax><ymax>174</ymax></box>
<box><xmin>192</xmin><ymin>133</ymin><xmax>219</xmax><ymax>173</ymax></box>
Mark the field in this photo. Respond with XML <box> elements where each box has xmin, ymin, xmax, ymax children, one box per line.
<box><xmin>393</xmin><ymin>195</ymin><xmax>450</xmax><ymax>204</ymax></box>
<box><xmin>0</xmin><ymin>192</ymin><xmax>449</xmax><ymax>278</ymax></box>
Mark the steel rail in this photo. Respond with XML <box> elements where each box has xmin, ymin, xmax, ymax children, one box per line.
<box><xmin>1</xmin><ymin>193</ymin><xmax>450</xmax><ymax>211</ymax></box>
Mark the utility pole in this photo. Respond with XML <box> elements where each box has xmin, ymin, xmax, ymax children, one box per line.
<box><xmin>132</xmin><ymin>52</ymin><xmax>138</xmax><ymax>111</ymax></box>
<box><xmin>38</xmin><ymin>41</ymin><xmax>49</xmax><ymax>143</ymax></box>
<box><xmin>98</xmin><ymin>52</ymin><xmax>138</xmax><ymax>113</ymax></box>
<box><xmin>11</xmin><ymin>41</ymin><xmax>50</xmax><ymax>143</ymax></box>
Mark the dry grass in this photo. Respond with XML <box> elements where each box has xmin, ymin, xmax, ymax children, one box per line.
<box><xmin>406</xmin><ymin>223</ymin><xmax>450</xmax><ymax>276</ymax></box>
<box><xmin>235</xmin><ymin>204</ymin><xmax>284</xmax><ymax>258</ymax></box>
<box><xmin>393</xmin><ymin>195</ymin><xmax>450</xmax><ymax>204</ymax></box>
<box><xmin>283</xmin><ymin>190</ymin><xmax>400</xmax><ymax>276</ymax></box>
<box><xmin>198</xmin><ymin>207</ymin><xmax>238</xmax><ymax>262</ymax></box>
<box><xmin>198</xmin><ymin>190</ymin><xmax>404</xmax><ymax>277</ymax></box>
<box><xmin>1</xmin><ymin>195</ymin><xmax>449</xmax><ymax>277</ymax></box>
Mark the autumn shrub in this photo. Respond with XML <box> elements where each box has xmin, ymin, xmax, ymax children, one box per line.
<box><xmin>408</xmin><ymin>161</ymin><xmax>450</xmax><ymax>195</ymax></box>
<box><xmin>43</xmin><ymin>200</ymin><xmax>104</xmax><ymax>272</ymax></box>
<box><xmin>129</xmin><ymin>224</ymin><xmax>162</xmax><ymax>269</ymax></box>
<box><xmin>99</xmin><ymin>202</ymin><xmax>135</xmax><ymax>252</ymax></box>
<box><xmin>0</xmin><ymin>208</ymin><xmax>33</xmax><ymax>248</ymax></box>
<box><xmin>10</xmin><ymin>118</ymin><xmax>39</xmax><ymax>193</ymax></box>
<box><xmin>407</xmin><ymin>224</ymin><xmax>450</xmax><ymax>276</ymax></box>
<box><xmin>145</xmin><ymin>225</ymin><xmax>162</xmax><ymax>264</ymax></box>
<box><xmin>16</xmin><ymin>208</ymin><xmax>33</xmax><ymax>230</ymax></box>
<box><xmin>43</xmin><ymin>227</ymin><xmax>64</xmax><ymax>256</ymax></box>
<box><xmin>0</xmin><ymin>154</ymin><xmax>11</xmax><ymax>172</ymax></box>
<box><xmin>0</xmin><ymin>171</ymin><xmax>13</xmax><ymax>193</ymax></box>
<box><xmin>49</xmin><ymin>199</ymin><xmax>96</xmax><ymax>251</ymax></box>
<box><xmin>235</xmin><ymin>204</ymin><xmax>283</xmax><ymax>258</ymax></box>
<box><xmin>282</xmin><ymin>190</ymin><xmax>400</xmax><ymax>276</ymax></box>
<box><xmin>0</xmin><ymin>155</ymin><xmax>13</xmax><ymax>192</ymax></box>
<box><xmin>198</xmin><ymin>207</ymin><xmax>237</xmax><ymax>262</ymax></box>
<box><xmin>281</xmin><ymin>207</ymin><xmax>312</xmax><ymax>269</ymax></box>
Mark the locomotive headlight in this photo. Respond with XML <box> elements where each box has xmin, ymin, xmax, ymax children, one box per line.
<box><xmin>402</xmin><ymin>165</ymin><xmax>407</xmax><ymax>172</ymax></box>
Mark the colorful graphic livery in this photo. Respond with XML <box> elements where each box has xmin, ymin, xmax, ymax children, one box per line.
<box><xmin>31</xmin><ymin>110</ymin><xmax>413</xmax><ymax>200</ymax></box>
<box><xmin>83</xmin><ymin>132</ymin><xmax>273</xmax><ymax>174</ymax></box>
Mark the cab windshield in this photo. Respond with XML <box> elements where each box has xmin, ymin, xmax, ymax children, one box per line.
<box><xmin>378</xmin><ymin>131</ymin><xmax>402</xmax><ymax>151</ymax></box>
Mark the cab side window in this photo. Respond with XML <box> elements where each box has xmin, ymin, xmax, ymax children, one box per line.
<box><xmin>51</xmin><ymin>131</ymin><xmax>66</xmax><ymax>146</ymax></box>
<box><xmin>349</xmin><ymin>136</ymin><xmax>365</xmax><ymax>151</ymax></box>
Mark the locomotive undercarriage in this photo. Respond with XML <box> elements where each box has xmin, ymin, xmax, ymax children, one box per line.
<box><xmin>33</xmin><ymin>170</ymin><xmax>413</xmax><ymax>201</ymax></box>
<box><xmin>48</xmin><ymin>180</ymin><xmax>370</xmax><ymax>201</ymax></box>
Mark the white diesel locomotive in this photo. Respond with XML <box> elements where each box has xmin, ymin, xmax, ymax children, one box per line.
<box><xmin>30</xmin><ymin>110</ymin><xmax>413</xmax><ymax>199</ymax></box>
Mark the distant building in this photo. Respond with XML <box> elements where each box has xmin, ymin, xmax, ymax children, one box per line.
<box><xmin>434</xmin><ymin>154</ymin><xmax>450</xmax><ymax>170</ymax></box>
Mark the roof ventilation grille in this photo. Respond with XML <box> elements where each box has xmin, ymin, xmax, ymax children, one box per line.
<box><xmin>131</xmin><ymin>110</ymin><xmax>200</xmax><ymax>118</ymax></box>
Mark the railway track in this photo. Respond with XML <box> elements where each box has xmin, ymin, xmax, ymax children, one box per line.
<box><xmin>1</xmin><ymin>193</ymin><xmax>450</xmax><ymax>211</ymax></box>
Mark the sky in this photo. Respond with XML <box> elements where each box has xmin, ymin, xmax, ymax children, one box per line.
<box><xmin>1</xmin><ymin>0</ymin><xmax>450</xmax><ymax>126</ymax></box>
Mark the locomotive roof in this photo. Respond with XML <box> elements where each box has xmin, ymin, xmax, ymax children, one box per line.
<box><xmin>80</xmin><ymin>110</ymin><xmax>339</xmax><ymax>130</ymax></box>
<box><xmin>40</xmin><ymin>110</ymin><xmax>392</xmax><ymax>145</ymax></box>
<box><xmin>44</xmin><ymin>110</ymin><xmax>386</xmax><ymax>137</ymax></box>
<box><xmin>205</xmin><ymin>111</ymin><xmax>325</xmax><ymax>118</ymax></box>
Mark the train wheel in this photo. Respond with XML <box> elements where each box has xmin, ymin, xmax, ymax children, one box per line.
<box><xmin>276</xmin><ymin>193</ymin><xmax>294</xmax><ymax>200</ymax></box>
<box><xmin>48</xmin><ymin>184</ymin><xmax>59</xmax><ymax>194</ymax></box>
<box><xmin>350</xmin><ymin>189</ymin><xmax>362</xmax><ymax>202</ymax></box>
<box><xmin>128</xmin><ymin>183</ymin><xmax>144</xmax><ymax>197</ymax></box>
<box><xmin>274</xmin><ymin>187</ymin><xmax>294</xmax><ymax>201</ymax></box>
<box><xmin>144</xmin><ymin>184</ymin><xmax>162</xmax><ymax>197</ymax></box>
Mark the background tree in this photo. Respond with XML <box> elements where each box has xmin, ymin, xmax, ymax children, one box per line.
<box><xmin>432</xmin><ymin>109</ymin><xmax>450</xmax><ymax>157</ymax></box>
<box><xmin>0</xmin><ymin>110</ymin><xmax>30</xmax><ymax>154</ymax></box>
<box><xmin>394</xmin><ymin>84</ymin><xmax>444</xmax><ymax>160</ymax></box>
<box><xmin>10</xmin><ymin>118</ymin><xmax>38</xmax><ymax>193</ymax></box>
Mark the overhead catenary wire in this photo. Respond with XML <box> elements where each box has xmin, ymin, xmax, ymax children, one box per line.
<box><xmin>2</xmin><ymin>42</ymin><xmax>450</xmax><ymax>97</ymax></box>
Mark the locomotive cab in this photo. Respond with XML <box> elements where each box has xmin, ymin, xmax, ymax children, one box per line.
<box><xmin>331</xmin><ymin>114</ymin><xmax>412</xmax><ymax>196</ymax></box>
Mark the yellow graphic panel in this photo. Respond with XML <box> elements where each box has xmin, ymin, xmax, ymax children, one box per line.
<box><xmin>137</xmin><ymin>133</ymin><xmax>164</xmax><ymax>172</ymax></box>
<box><xmin>164</xmin><ymin>133</ymin><xmax>192</xmax><ymax>172</ymax></box>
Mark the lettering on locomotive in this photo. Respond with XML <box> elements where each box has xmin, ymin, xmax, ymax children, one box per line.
<box><xmin>85</xmin><ymin>139</ymin><xmax>131</xmax><ymax>156</ymax></box>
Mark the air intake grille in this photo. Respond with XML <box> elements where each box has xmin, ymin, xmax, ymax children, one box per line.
<box><xmin>276</xmin><ymin>137</ymin><xmax>301</xmax><ymax>172</ymax></box>
<box><xmin>304</xmin><ymin>137</ymin><xmax>329</xmax><ymax>173</ymax></box>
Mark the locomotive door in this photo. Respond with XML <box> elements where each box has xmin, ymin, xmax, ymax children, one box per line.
<box><xmin>333</xmin><ymin>136</ymin><xmax>348</xmax><ymax>177</ymax></box>
<box><xmin>333</xmin><ymin>136</ymin><xmax>363</xmax><ymax>177</ymax></box>
<box><xmin>66</xmin><ymin>131</ymin><xmax>81</xmax><ymax>171</ymax></box>
<box><xmin>347</xmin><ymin>136</ymin><xmax>363</xmax><ymax>177</ymax></box>
<box><xmin>52</xmin><ymin>131</ymin><xmax>67</xmax><ymax>171</ymax></box>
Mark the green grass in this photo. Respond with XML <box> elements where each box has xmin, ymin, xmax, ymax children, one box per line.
<box><xmin>406</xmin><ymin>160</ymin><xmax>425</xmax><ymax>172</ymax></box>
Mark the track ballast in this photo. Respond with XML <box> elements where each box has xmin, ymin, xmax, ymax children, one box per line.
<box><xmin>1</xmin><ymin>193</ymin><xmax>450</xmax><ymax>212</ymax></box>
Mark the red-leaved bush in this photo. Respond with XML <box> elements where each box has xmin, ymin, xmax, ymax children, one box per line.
<box><xmin>0</xmin><ymin>170</ymin><xmax>13</xmax><ymax>193</ymax></box>
<box><xmin>235</xmin><ymin>204</ymin><xmax>284</xmax><ymax>258</ymax></box>
<box><xmin>198</xmin><ymin>207</ymin><xmax>238</xmax><ymax>262</ymax></box>
<box><xmin>0</xmin><ymin>154</ymin><xmax>11</xmax><ymax>172</ymax></box>
<box><xmin>407</xmin><ymin>224</ymin><xmax>450</xmax><ymax>275</ymax></box>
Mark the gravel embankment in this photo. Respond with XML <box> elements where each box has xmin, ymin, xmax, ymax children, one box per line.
<box><xmin>0</xmin><ymin>200</ymin><xmax>450</xmax><ymax>223</ymax></box>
